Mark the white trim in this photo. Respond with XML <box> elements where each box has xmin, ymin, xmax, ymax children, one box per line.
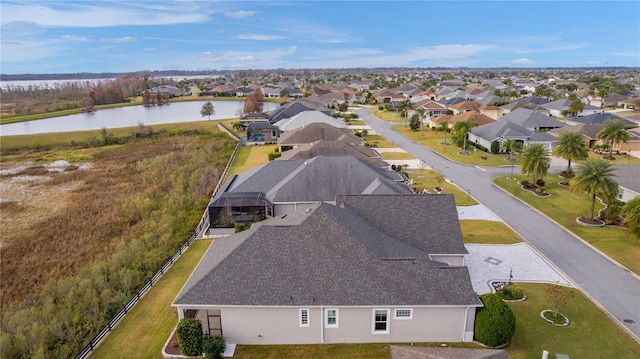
<box><xmin>372</xmin><ymin>308</ymin><xmax>390</xmax><ymax>334</ymax></box>
<box><xmin>299</xmin><ymin>308</ymin><xmax>309</xmax><ymax>327</ymax></box>
<box><xmin>325</xmin><ymin>308</ymin><xmax>339</xmax><ymax>328</ymax></box>
<box><xmin>172</xmin><ymin>304</ymin><xmax>482</xmax><ymax>309</ymax></box>
<box><xmin>393</xmin><ymin>308</ymin><xmax>413</xmax><ymax>320</ymax></box>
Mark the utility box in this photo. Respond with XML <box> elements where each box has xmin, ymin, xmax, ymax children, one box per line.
<box><xmin>555</xmin><ymin>355</ymin><xmax>571</xmax><ymax>359</ymax></box>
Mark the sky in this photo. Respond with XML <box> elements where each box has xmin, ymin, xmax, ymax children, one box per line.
<box><xmin>1</xmin><ymin>0</ymin><xmax>639</xmax><ymax>74</ymax></box>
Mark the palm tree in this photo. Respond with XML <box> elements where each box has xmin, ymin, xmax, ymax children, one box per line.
<box><xmin>501</xmin><ymin>138</ymin><xmax>517</xmax><ymax>161</ymax></box>
<box><xmin>436</xmin><ymin>120</ymin><xmax>450</xmax><ymax>144</ymax></box>
<box><xmin>552</xmin><ymin>130</ymin><xmax>589</xmax><ymax>176</ymax></box>
<box><xmin>396</xmin><ymin>99</ymin><xmax>413</xmax><ymax>125</ymax></box>
<box><xmin>452</xmin><ymin>120</ymin><xmax>476</xmax><ymax>154</ymax></box>
<box><xmin>570</xmin><ymin>158</ymin><xmax>619</xmax><ymax>222</ymax></box>
<box><xmin>622</xmin><ymin>196</ymin><xmax>640</xmax><ymax>240</ymax></box>
<box><xmin>415</xmin><ymin>108</ymin><xmax>426</xmax><ymax>135</ymax></box>
<box><xmin>597</xmin><ymin>119</ymin><xmax>629</xmax><ymax>160</ymax></box>
<box><xmin>567</xmin><ymin>99</ymin><xmax>585</xmax><ymax>117</ymax></box>
<box><xmin>520</xmin><ymin>143</ymin><xmax>551</xmax><ymax>185</ymax></box>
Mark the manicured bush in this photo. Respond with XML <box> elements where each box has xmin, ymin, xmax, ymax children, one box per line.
<box><xmin>500</xmin><ymin>284</ymin><xmax>525</xmax><ymax>300</ymax></box>
<box><xmin>203</xmin><ymin>336</ymin><xmax>227</xmax><ymax>359</ymax></box>
<box><xmin>490</xmin><ymin>140</ymin><xmax>500</xmax><ymax>154</ymax></box>
<box><xmin>177</xmin><ymin>318</ymin><xmax>203</xmax><ymax>356</ymax></box>
<box><xmin>268</xmin><ymin>152</ymin><xmax>281</xmax><ymax>161</ymax></box>
<box><xmin>474</xmin><ymin>293</ymin><xmax>516</xmax><ymax>347</ymax></box>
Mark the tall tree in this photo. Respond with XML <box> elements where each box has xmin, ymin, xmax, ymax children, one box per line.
<box><xmin>452</xmin><ymin>120</ymin><xmax>476</xmax><ymax>154</ymax></box>
<box><xmin>436</xmin><ymin>120</ymin><xmax>450</xmax><ymax>144</ymax></box>
<box><xmin>243</xmin><ymin>88</ymin><xmax>264</xmax><ymax>114</ymax></box>
<box><xmin>567</xmin><ymin>99</ymin><xmax>585</xmax><ymax>117</ymax></box>
<box><xmin>553</xmin><ymin>130</ymin><xmax>589</xmax><ymax>175</ymax></box>
<box><xmin>409</xmin><ymin>113</ymin><xmax>421</xmax><ymax>131</ymax></box>
<box><xmin>200</xmin><ymin>101</ymin><xmax>215</xmax><ymax>120</ymax></box>
<box><xmin>501</xmin><ymin>138</ymin><xmax>517</xmax><ymax>161</ymax></box>
<box><xmin>622</xmin><ymin>196</ymin><xmax>640</xmax><ymax>240</ymax></box>
<box><xmin>597</xmin><ymin>119</ymin><xmax>630</xmax><ymax>160</ymax></box>
<box><xmin>570</xmin><ymin>158</ymin><xmax>619</xmax><ymax>221</ymax></box>
<box><xmin>396</xmin><ymin>99</ymin><xmax>413</xmax><ymax>125</ymax></box>
<box><xmin>520</xmin><ymin>143</ymin><xmax>551</xmax><ymax>184</ymax></box>
<box><xmin>415</xmin><ymin>108</ymin><xmax>427</xmax><ymax>135</ymax></box>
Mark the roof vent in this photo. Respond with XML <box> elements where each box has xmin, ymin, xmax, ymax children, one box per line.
<box><xmin>306</xmin><ymin>207</ymin><xmax>313</xmax><ymax>213</ymax></box>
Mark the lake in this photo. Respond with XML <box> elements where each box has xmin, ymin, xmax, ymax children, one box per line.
<box><xmin>0</xmin><ymin>101</ymin><xmax>279</xmax><ymax>136</ymax></box>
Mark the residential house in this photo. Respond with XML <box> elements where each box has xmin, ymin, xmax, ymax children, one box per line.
<box><xmin>246</xmin><ymin>122</ymin><xmax>280</xmax><ymax>144</ymax></box>
<box><xmin>269</xmin><ymin>100</ymin><xmax>332</xmax><ymax>124</ymax></box>
<box><xmin>174</xmin><ymin>195</ymin><xmax>481</xmax><ymax>345</ymax></box>
<box><xmin>566</xmin><ymin>113</ymin><xmax>637</xmax><ymax>127</ymax></box>
<box><xmin>239</xmin><ymin>112</ymin><xmax>270</xmax><ymax>129</ymax></box>
<box><xmin>498</xmin><ymin>108</ymin><xmax>566</xmax><ymax>132</ymax></box>
<box><xmin>468</xmin><ymin>120</ymin><xmax>557</xmax><ymax>152</ymax></box>
<box><xmin>278</xmin><ymin>140</ymin><xmax>388</xmax><ymax>168</ymax></box>
<box><xmin>500</xmin><ymin>96</ymin><xmax>549</xmax><ymax>114</ymax></box>
<box><xmin>409</xmin><ymin>99</ymin><xmax>448</xmax><ymax>120</ymax></box>
<box><xmin>207</xmin><ymin>155</ymin><xmax>412</xmax><ymax>228</ymax></box>
<box><xmin>275</xmin><ymin>110</ymin><xmax>347</xmax><ymax>132</ymax></box>
<box><xmin>277</xmin><ymin>122</ymin><xmax>363</xmax><ymax>152</ymax></box>
<box><xmin>614</xmin><ymin>165</ymin><xmax>640</xmax><ymax>201</ymax></box>
<box><xmin>540</xmin><ymin>99</ymin><xmax>604</xmax><ymax>117</ymax></box>
<box><xmin>549</xmin><ymin>123</ymin><xmax>604</xmax><ymax>148</ymax></box>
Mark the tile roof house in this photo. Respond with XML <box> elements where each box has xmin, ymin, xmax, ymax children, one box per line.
<box><xmin>208</xmin><ymin>155</ymin><xmax>412</xmax><ymax>228</ymax></box>
<box><xmin>174</xmin><ymin>195</ymin><xmax>481</xmax><ymax>345</ymax></box>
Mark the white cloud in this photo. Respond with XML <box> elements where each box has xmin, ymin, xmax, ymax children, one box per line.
<box><xmin>1</xmin><ymin>2</ymin><xmax>209</xmax><ymax>27</ymax></box>
<box><xmin>101</xmin><ymin>36</ymin><xmax>136</xmax><ymax>43</ymax></box>
<box><xmin>235</xmin><ymin>34</ymin><xmax>287</xmax><ymax>41</ymax></box>
<box><xmin>510</xmin><ymin>57</ymin><xmax>535</xmax><ymax>65</ymax></box>
<box><xmin>144</xmin><ymin>48</ymin><xmax>156</xmax><ymax>52</ymax></box>
<box><xmin>225</xmin><ymin>10</ymin><xmax>259</xmax><ymax>19</ymax></box>
<box><xmin>613</xmin><ymin>51</ymin><xmax>640</xmax><ymax>57</ymax></box>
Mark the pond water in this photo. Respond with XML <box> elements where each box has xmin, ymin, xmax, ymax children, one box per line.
<box><xmin>0</xmin><ymin>101</ymin><xmax>279</xmax><ymax>136</ymax></box>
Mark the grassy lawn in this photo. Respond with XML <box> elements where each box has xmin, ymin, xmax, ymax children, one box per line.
<box><xmin>370</xmin><ymin>108</ymin><xmax>404</xmax><ymax>122</ymax></box>
<box><xmin>494</xmin><ymin>175</ymin><xmax>639</xmax><ymax>275</ymax></box>
<box><xmin>505</xmin><ymin>283</ymin><xmax>640</xmax><ymax>359</ymax></box>
<box><xmin>460</xmin><ymin>220</ymin><xmax>523</xmax><ymax>244</ymax></box>
<box><xmin>380</xmin><ymin>151</ymin><xmax>416</xmax><ymax>160</ymax></box>
<box><xmin>90</xmin><ymin>239</ymin><xmax>213</xmax><ymax>359</ymax></box>
<box><xmin>362</xmin><ymin>134</ymin><xmax>395</xmax><ymax>148</ymax></box>
<box><xmin>0</xmin><ymin>120</ymin><xmax>224</xmax><ymax>149</ymax></box>
<box><xmin>392</xmin><ymin>124</ymin><xmax>518</xmax><ymax>167</ymax></box>
<box><xmin>229</xmin><ymin>283</ymin><xmax>639</xmax><ymax>359</ymax></box>
<box><xmin>406</xmin><ymin>169</ymin><xmax>477</xmax><ymax>206</ymax></box>
<box><xmin>346</xmin><ymin>119</ymin><xmax>367</xmax><ymax>126</ymax></box>
<box><xmin>227</xmin><ymin>145</ymin><xmax>277</xmax><ymax>175</ymax></box>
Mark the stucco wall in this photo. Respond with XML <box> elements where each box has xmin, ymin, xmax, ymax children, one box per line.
<box><xmin>197</xmin><ymin>306</ymin><xmax>473</xmax><ymax>345</ymax></box>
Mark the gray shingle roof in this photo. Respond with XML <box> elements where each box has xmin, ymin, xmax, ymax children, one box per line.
<box><xmin>275</xmin><ymin>110</ymin><xmax>347</xmax><ymax>132</ymax></box>
<box><xmin>278</xmin><ymin>122</ymin><xmax>361</xmax><ymax>145</ymax></box>
<box><xmin>471</xmin><ymin>120</ymin><xmax>533</xmax><ymax>141</ymax></box>
<box><xmin>221</xmin><ymin>155</ymin><xmax>412</xmax><ymax>204</ymax></box>
<box><xmin>499</xmin><ymin>108</ymin><xmax>566</xmax><ymax>129</ymax></box>
<box><xmin>278</xmin><ymin>140</ymin><xmax>388</xmax><ymax>167</ymax></box>
<box><xmin>336</xmin><ymin>194</ymin><xmax>468</xmax><ymax>255</ymax></box>
<box><xmin>573</xmin><ymin>113</ymin><xmax>636</xmax><ymax>127</ymax></box>
<box><xmin>174</xmin><ymin>202</ymin><xmax>481</xmax><ymax>307</ymax></box>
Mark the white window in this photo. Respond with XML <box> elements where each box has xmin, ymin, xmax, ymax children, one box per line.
<box><xmin>394</xmin><ymin>308</ymin><xmax>413</xmax><ymax>320</ymax></box>
<box><xmin>299</xmin><ymin>308</ymin><xmax>309</xmax><ymax>327</ymax></box>
<box><xmin>372</xmin><ymin>308</ymin><xmax>390</xmax><ymax>334</ymax></box>
<box><xmin>325</xmin><ymin>308</ymin><xmax>339</xmax><ymax>328</ymax></box>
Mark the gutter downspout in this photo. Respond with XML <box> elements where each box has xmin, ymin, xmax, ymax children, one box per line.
<box><xmin>462</xmin><ymin>306</ymin><xmax>470</xmax><ymax>342</ymax></box>
<box><xmin>320</xmin><ymin>307</ymin><xmax>324</xmax><ymax>344</ymax></box>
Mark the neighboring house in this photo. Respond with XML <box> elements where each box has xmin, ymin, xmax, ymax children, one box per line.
<box><xmin>614</xmin><ymin>165</ymin><xmax>640</xmax><ymax>202</ymax></box>
<box><xmin>500</xmin><ymin>96</ymin><xmax>549</xmax><ymax>114</ymax></box>
<box><xmin>261</xmin><ymin>86</ymin><xmax>281</xmax><ymax>98</ymax></box>
<box><xmin>408</xmin><ymin>99</ymin><xmax>448</xmax><ymax>120</ymax></box>
<box><xmin>566</xmin><ymin>113</ymin><xmax>637</xmax><ymax>127</ymax></box>
<box><xmin>277</xmin><ymin>122</ymin><xmax>363</xmax><ymax>152</ymax></box>
<box><xmin>278</xmin><ymin>140</ymin><xmax>388</xmax><ymax>168</ymax></box>
<box><xmin>207</xmin><ymin>155</ymin><xmax>413</xmax><ymax>228</ymax></box>
<box><xmin>549</xmin><ymin>123</ymin><xmax>604</xmax><ymax>148</ymax></box>
<box><xmin>468</xmin><ymin>120</ymin><xmax>557</xmax><ymax>152</ymax></box>
<box><xmin>174</xmin><ymin>195</ymin><xmax>481</xmax><ymax>345</ymax></box>
<box><xmin>498</xmin><ymin>108</ymin><xmax>566</xmax><ymax>132</ymax></box>
<box><xmin>246</xmin><ymin>122</ymin><xmax>279</xmax><ymax>143</ymax></box>
<box><xmin>239</xmin><ymin>112</ymin><xmax>270</xmax><ymax>129</ymax></box>
<box><xmin>269</xmin><ymin>100</ymin><xmax>332</xmax><ymax>124</ymax></box>
<box><xmin>374</xmin><ymin>89</ymin><xmax>404</xmax><ymax>103</ymax></box>
<box><xmin>448</xmin><ymin>100</ymin><xmax>482</xmax><ymax>115</ymax></box>
<box><xmin>147</xmin><ymin>85</ymin><xmax>189</xmax><ymax>98</ymax></box>
<box><xmin>275</xmin><ymin>110</ymin><xmax>347</xmax><ymax>132</ymax></box>
<box><xmin>540</xmin><ymin>99</ymin><xmax>604</xmax><ymax>117</ymax></box>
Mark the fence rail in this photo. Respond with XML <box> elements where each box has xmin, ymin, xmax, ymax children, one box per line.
<box><xmin>75</xmin><ymin>126</ymin><xmax>242</xmax><ymax>359</ymax></box>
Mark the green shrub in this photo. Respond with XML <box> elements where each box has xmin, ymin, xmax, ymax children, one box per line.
<box><xmin>490</xmin><ymin>140</ymin><xmax>500</xmax><ymax>154</ymax></box>
<box><xmin>235</xmin><ymin>222</ymin><xmax>251</xmax><ymax>233</ymax></box>
<box><xmin>500</xmin><ymin>284</ymin><xmax>525</xmax><ymax>300</ymax></box>
<box><xmin>268</xmin><ymin>152</ymin><xmax>281</xmax><ymax>161</ymax></box>
<box><xmin>203</xmin><ymin>336</ymin><xmax>226</xmax><ymax>359</ymax></box>
<box><xmin>474</xmin><ymin>293</ymin><xmax>516</xmax><ymax>347</ymax></box>
<box><xmin>177</xmin><ymin>318</ymin><xmax>203</xmax><ymax>356</ymax></box>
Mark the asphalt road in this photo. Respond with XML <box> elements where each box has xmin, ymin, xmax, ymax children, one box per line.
<box><xmin>356</xmin><ymin>108</ymin><xmax>640</xmax><ymax>341</ymax></box>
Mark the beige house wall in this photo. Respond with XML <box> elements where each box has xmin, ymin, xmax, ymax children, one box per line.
<box><xmin>176</xmin><ymin>305</ymin><xmax>477</xmax><ymax>345</ymax></box>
